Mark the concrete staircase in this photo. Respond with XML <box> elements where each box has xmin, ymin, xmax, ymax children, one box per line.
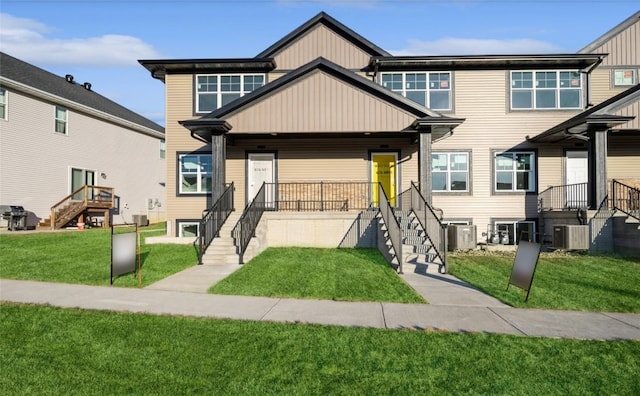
<box><xmin>395</xmin><ymin>210</ymin><xmax>445</xmax><ymax>274</ymax></box>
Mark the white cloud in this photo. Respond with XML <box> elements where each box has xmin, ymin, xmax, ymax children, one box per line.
<box><xmin>391</xmin><ymin>37</ymin><xmax>565</xmax><ymax>56</ymax></box>
<box><xmin>0</xmin><ymin>13</ymin><xmax>162</xmax><ymax>67</ymax></box>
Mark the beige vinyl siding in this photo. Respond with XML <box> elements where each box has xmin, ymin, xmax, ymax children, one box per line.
<box><xmin>272</xmin><ymin>24</ymin><xmax>371</xmax><ymax>71</ymax></box>
<box><xmin>586</xmin><ymin>19</ymin><xmax>640</xmax><ymax>67</ymax></box>
<box><xmin>433</xmin><ymin>70</ymin><xmax>584</xmax><ymax>227</ymax></box>
<box><xmin>608</xmin><ymin>136</ymin><xmax>640</xmax><ymax>180</ymax></box>
<box><xmin>165</xmin><ymin>73</ymin><xmax>211</xmax><ymax>233</ymax></box>
<box><xmin>227</xmin><ymin>138</ymin><xmax>416</xmax><ymax>209</ymax></box>
<box><xmin>226</xmin><ymin>70</ymin><xmax>417</xmax><ymax>133</ymax></box>
<box><xmin>590</xmin><ymin>69</ymin><xmax>640</xmax><ymax>131</ymax></box>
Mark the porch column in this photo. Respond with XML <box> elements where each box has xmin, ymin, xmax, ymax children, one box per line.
<box><xmin>418</xmin><ymin>132</ymin><xmax>432</xmax><ymax>204</ymax></box>
<box><xmin>588</xmin><ymin>129</ymin><xmax>608</xmax><ymax>209</ymax></box>
<box><xmin>211</xmin><ymin>133</ymin><xmax>226</xmax><ymax>202</ymax></box>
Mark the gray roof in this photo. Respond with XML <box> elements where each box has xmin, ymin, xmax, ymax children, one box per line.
<box><xmin>0</xmin><ymin>52</ymin><xmax>164</xmax><ymax>134</ymax></box>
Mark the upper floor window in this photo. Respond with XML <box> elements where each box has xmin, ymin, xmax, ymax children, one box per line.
<box><xmin>179</xmin><ymin>154</ymin><xmax>211</xmax><ymax>194</ymax></box>
<box><xmin>432</xmin><ymin>152</ymin><xmax>469</xmax><ymax>192</ymax></box>
<box><xmin>380</xmin><ymin>72</ymin><xmax>451</xmax><ymax>110</ymax></box>
<box><xmin>159</xmin><ymin>139</ymin><xmax>166</xmax><ymax>159</ymax></box>
<box><xmin>196</xmin><ymin>74</ymin><xmax>265</xmax><ymax>113</ymax></box>
<box><xmin>0</xmin><ymin>88</ymin><xmax>7</xmax><ymax>120</ymax></box>
<box><xmin>55</xmin><ymin>106</ymin><xmax>68</xmax><ymax>134</ymax></box>
<box><xmin>494</xmin><ymin>151</ymin><xmax>536</xmax><ymax>192</ymax></box>
<box><xmin>613</xmin><ymin>69</ymin><xmax>637</xmax><ymax>87</ymax></box>
<box><xmin>511</xmin><ymin>71</ymin><xmax>582</xmax><ymax>110</ymax></box>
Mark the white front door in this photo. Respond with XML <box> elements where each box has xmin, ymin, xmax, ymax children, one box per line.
<box><xmin>247</xmin><ymin>153</ymin><xmax>275</xmax><ymax>205</ymax></box>
<box><xmin>565</xmin><ymin>151</ymin><xmax>588</xmax><ymax>207</ymax></box>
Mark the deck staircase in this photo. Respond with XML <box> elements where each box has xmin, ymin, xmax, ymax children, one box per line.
<box><xmin>45</xmin><ymin>185</ymin><xmax>115</xmax><ymax>229</ymax></box>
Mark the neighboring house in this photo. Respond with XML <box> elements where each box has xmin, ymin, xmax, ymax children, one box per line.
<box><xmin>139</xmin><ymin>11</ymin><xmax>639</xmax><ymax>264</ymax></box>
<box><xmin>0</xmin><ymin>52</ymin><xmax>166</xmax><ymax>229</ymax></box>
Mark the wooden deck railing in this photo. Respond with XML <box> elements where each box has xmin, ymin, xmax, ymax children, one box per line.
<box><xmin>50</xmin><ymin>185</ymin><xmax>114</xmax><ymax>229</ymax></box>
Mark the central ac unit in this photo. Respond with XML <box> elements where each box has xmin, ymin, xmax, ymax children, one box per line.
<box><xmin>447</xmin><ymin>224</ymin><xmax>477</xmax><ymax>251</ymax></box>
<box><xmin>552</xmin><ymin>225</ymin><xmax>589</xmax><ymax>250</ymax></box>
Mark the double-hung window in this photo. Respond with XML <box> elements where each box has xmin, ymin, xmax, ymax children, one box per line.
<box><xmin>55</xmin><ymin>106</ymin><xmax>68</xmax><ymax>134</ymax></box>
<box><xmin>0</xmin><ymin>88</ymin><xmax>7</xmax><ymax>120</ymax></box>
<box><xmin>196</xmin><ymin>74</ymin><xmax>265</xmax><ymax>113</ymax></box>
<box><xmin>495</xmin><ymin>151</ymin><xmax>535</xmax><ymax>192</ymax></box>
<box><xmin>432</xmin><ymin>152</ymin><xmax>469</xmax><ymax>192</ymax></box>
<box><xmin>511</xmin><ymin>71</ymin><xmax>582</xmax><ymax>110</ymax></box>
<box><xmin>179</xmin><ymin>154</ymin><xmax>212</xmax><ymax>194</ymax></box>
<box><xmin>380</xmin><ymin>72</ymin><xmax>451</xmax><ymax>110</ymax></box>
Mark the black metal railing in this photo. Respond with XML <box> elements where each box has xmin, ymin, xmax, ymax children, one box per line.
<box><xmin>376</xmin><ymin>183</ymin><xmax>403</xmax><ymax>273</ymax></box>
<box><xmin>407</xmin><ymin>182</ymin><xmax>448</xmax><ymax>273</ymax></box>
<box><xmin>232</xmin><ymin>182</ymin><xmax>267</xmax><ymax>264</ymax></box>
<box><xmin>265</xmin><ymin>182</ymin><xmax>374</xmax><ymax>211</ymax></box>
<box><xmin>198</xmin><ymin>183</ymin><xmax>234</xmax><ymax>265</ymax></box>
<box><xmin>612</xmin><ymin>179</ymin><xmax>640</xmax><ymax>221</ymax></box>
<box><xmin>538</xmin><ymin>182</ymin><xmax>588</xmax><ymax>211</ymax></box>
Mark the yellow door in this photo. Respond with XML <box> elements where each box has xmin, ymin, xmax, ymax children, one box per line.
<box><xmin>372</xmin><ymin>153</ymin><xmax>397</xmax><ymax>206</ymax></box>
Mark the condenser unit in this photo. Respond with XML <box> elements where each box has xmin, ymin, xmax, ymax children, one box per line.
<box><xmin>447</xmin><ymin>224</ymin><xmax>477</xmax><ymax>251</ymax></box>
<box><xmin>552</xmin><ymin>225</ymin><xmax>589</xmax><ymax>250</ymax></box>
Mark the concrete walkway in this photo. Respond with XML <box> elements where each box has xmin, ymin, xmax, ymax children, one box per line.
<box><xmin>2</xmin><ymin>261</ymin><xmax>639</xmax><ymax>340</ymax></box>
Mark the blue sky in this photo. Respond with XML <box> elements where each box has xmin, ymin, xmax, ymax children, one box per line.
<box><xmin>1</xmin><ymin>1</ymin><xmax>638</xmax><ymax>126</ymax></box>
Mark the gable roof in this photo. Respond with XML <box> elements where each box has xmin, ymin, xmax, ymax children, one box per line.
<box><xmin>0</xmin><ymin>52</ymin><xmax>164</xmax><ymax>136</ymax></box>
<box><xmin>256</xmin><ymin>12</ymin><xmax>391</xmax><ymax>59</ymax></box>
<box><xmin>528</xmin><ymin>83</ymin><xmax>639</xmax><ymax>143</ymax></box>
<box><xmin>180</xmin><ymin>57</ymin><xmax>464</xmax><ymax>141</ymax></box>
<box><xmin>579</xmin><ymin>11</ymin><xmax>640</xmax><ymax>54</ymax></box>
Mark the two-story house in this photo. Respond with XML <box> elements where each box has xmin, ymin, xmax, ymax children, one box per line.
<box><xmin>140</xmin><ymin>11</ymin><xmax>639</xmax><ymax>267</ymax></box>
<box><xmin>0</xmin><ymin>52</ymin><xmax>166</xmax><ymax>229</ymax></box>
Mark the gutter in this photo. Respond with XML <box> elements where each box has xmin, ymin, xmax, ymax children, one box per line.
<box><xmin>581</xmin><ymin>55</ymin><xmax>606</xmax><ymax>108</ymax></box>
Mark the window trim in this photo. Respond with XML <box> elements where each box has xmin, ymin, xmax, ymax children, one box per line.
<box><xmin>432</xmin><ymin>151</ymin><xmax>471</xmax><ymax>194</ymax></box>
<box><xmin>194</xmin><ymin>73</ymin><xmax>266</xmax><ymax>114</ymax></box>
<box><xmin>510</xmin><ymin>70</ymin><xmax>582</xmax><ymax>110</ymax></box>
<box><xmin>492</xmin><ymin>150</ymin><xmax>537</xmax><ymax>194</ymax></box>
<box><xmin>176</xmin><ymin>219</ymin><xmax>200</xmax><ymax>238</ymax></box>
<box><xmin>612</xmin><ymin>68</ymin><xmax>638</xmax><ymax>87</ymax></box>
<box><xmin>0</xmin><ymin>87</ymin><xmax>7</xmax><ymax>120</ymax></box>
<box><xmin>379</xmin><ymin>71</ymin><xmax>453</xmax><ymax>111</ymax></box>
<box><xmin>54</xmin><ymin>106</ymin><xmax>68</xmax><ymax>135</ymax></box>
<box><xmin>177</xmin><ymin>152</ymin><xmax>212</xmax><ymax>196</ymax></box>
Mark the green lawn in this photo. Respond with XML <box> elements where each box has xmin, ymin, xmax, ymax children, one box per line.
<box><xmin>209</xmin><ymin>247</ymin><xmax>424</xmax><ymax>303</ymax></box>
<box><xmin>0</xmin><ymin>223</ymin><xmax>196</xmax><ymax>287</ymax></box>
<box><xmin>1</xmin><ymin>303</ymin><xmax>638</xmax><ymax>395</ymax></box>
<box><xmin>449</xmin><ymin>252</ymin><xmax>640</xmax><ymax>312</ymax></box>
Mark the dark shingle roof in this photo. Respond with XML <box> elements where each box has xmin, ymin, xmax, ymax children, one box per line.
<box><xmin>0</xmin><ymin>52</ymin><xmax>164</xmax><ymax>134</ymax></box>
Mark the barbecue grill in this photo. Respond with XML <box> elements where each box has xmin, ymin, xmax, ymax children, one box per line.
<box><xmin>0</xmin><ymin>205</ymin><xmax>27</xmax><ymax>231</ymax></box>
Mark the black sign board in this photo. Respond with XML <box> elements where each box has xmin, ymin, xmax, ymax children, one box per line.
<box><xmin>507</xmin><ymin>233</ymin><xmax>542</xmax><ymax>301</ymax></box>
<box><xmin>111</xmin><ymin>224</ymin><xmax>138</xmax><ymax>285</ymax></box>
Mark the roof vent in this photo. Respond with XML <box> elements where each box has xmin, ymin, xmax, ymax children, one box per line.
<box><xmin>83</xmin><ymin>82</ymin><xmax>92</xmax><ymax>91</ymax></box>
<box><xmin>65</xmin><ymin>74</ymin><xmax>74</xmax><ymax>83</ymax></box>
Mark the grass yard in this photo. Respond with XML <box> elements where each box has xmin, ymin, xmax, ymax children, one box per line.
<box><xmin>449</xmin><ymin>252</ymin><xmax>640</xmax><ymax>312</ymax></box>
<box><xmin>0</xmin><ymin>223</ymin><xmax>196</xmax><ymax>287</ymax></box>
<box><xmin>209</xmin><ymin>247</ymin><xmax>424</xmax><ymax>303</ymax></box>
<box><xmin>1</xmin><ymin>303</ymin><xmax>638</xmax><ymax>395</ymax></box>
